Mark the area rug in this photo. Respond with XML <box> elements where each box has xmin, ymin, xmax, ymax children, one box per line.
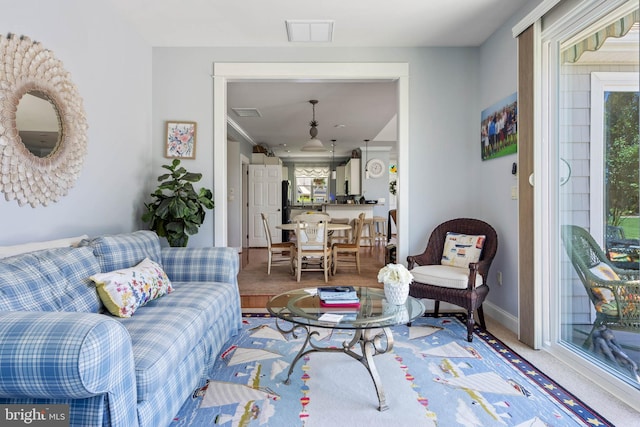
<box><xmin>170</xmin><ymin>314</ymin><xmax>612</xmax><ymax>427</ymax></box>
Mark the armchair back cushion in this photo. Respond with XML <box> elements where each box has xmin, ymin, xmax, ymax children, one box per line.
<box><xmin>440</xmin><ymin>232</ymin><xmax>486</xmax><ymax>268</ymax></box>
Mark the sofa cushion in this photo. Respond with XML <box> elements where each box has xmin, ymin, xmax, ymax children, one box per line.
<box><xmin>90</xmin><ymin>258</ymin><xmax>174</xmax><ymax>318</ymax></box>
<box><xmin>411</xmin><ymin>264</ymin><xmax>483</xmax><ymax>290</ymax></box>
<box><xmin>114</xmin><ymin>280</ymin><xmax>239</xmax><ymax>400</ymax></box>
<box><xmin>441</xmin><ymin>232</ymin><xmax>486</xmax><ymax>268</ymax></box>
<box><xmin>85</xmin><ymin>230</ymin><xmax>163</xmax><ymax>272</ymax></box>
<box><xmin>0</xmin><ymin>246</ymin><xmax>102</xmax><ymax>312</ymax></box>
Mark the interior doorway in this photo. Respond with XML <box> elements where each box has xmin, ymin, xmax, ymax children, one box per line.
<box><xmin>213</xmin><ymin>63</ymin><xmax>410</xmax><ymax>263</ymax></box>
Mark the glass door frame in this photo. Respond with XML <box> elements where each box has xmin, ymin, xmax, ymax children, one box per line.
<box><xmin>536</xmin><ymin>0</ymin><xmax>640</xmax><ymax>408</ymax></box>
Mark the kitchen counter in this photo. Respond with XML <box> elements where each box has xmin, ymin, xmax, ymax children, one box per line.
<box><xmin>323</xmin><ymin>204</ymin><xmax>374</xmax><ymax>221</ymax></box>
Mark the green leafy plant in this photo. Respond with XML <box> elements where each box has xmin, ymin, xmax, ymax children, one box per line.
<box><xmin>141</xmin><ymin>159</ymin><xmax>214</xmax><ymax>247</ymax></box>
<box><xmin>389</xmin><ymin>179</ymin><xmax>397</xmax><ymax>195</ymax></box>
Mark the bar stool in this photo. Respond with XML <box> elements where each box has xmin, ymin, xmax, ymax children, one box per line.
<box><xmin>329</xmin><ymin>218</ymin><xmax>351</xmax><ymax>245</ymax></box>
<box><xmin>373</xmin><ymin>216</ymin><xmax>387</xmax><ymax>243</ymax></box>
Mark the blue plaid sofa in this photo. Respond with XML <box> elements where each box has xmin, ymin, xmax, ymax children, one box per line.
<box><xmin>0</xmin><ymin>231</ymin><xmax>242</xmax><ymax>427</ymax></box>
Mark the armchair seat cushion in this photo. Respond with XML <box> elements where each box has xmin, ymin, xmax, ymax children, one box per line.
<box><xmin>411</xmin><ymin>264</ymin><xmax>483</xmax><ymax>290</ymax></box>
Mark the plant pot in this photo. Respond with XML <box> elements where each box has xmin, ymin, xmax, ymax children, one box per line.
<box><xmin>384</xmin><ymin>282</ymin><xmax>409</xmax><ymax>305</ymax></box>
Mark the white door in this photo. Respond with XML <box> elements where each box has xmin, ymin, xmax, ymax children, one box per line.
<box><xmin>248</xmin><ymin>165</ymin><xmax>282</xmax><ymax>247</ymax></box>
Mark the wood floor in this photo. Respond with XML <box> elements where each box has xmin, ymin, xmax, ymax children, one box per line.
<box><xmin>238</xmin><ymin>242</ymin><xmax>391</xmax><ymax>309</ymax></box>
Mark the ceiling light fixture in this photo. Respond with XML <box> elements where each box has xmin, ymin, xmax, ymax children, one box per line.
<box><xmin>301</xmin><ymin>100</ymin><xmax>326</xmax><ymax>152</ymax></box>
<box><xmin>331</xmin><ymin>140</ymin><xmax>337</xmax><ymax>180</ymax></box>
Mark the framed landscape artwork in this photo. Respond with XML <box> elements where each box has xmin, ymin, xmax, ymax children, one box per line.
<box><xmin>165</xmin><ymin>121</ymin><xmax>197</xmax><ymax>159</ymax></box>
<box><xmin>480</xmin><ymin>92</ymin><xmax>517</xmax><ymax>161</ymax></box>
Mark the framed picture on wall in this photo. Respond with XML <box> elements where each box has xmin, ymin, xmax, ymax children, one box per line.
<box><xmin>480</xmin><ymin>92</ymin><xmax>517</xmax><ymax>161</ymax></box>
<box><xmin>165</xmin><ymin>121</ymin><xmax>197</xmax><ymax>159</ymax></box>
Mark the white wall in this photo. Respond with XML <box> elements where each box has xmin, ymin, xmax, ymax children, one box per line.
<box><xmin>361</xmin><ymin>147</ymin><xmax>392</xmax><ymax>218</ymax></box>
<box><xmin>226</xmin><ymin>139</ymin><xmax>242</xmax><ymax>249</ymax></box>
<box><xmin>0</xmin><ymin>0</ymin><xmax>152</xmax><ymax>245</ymax></box>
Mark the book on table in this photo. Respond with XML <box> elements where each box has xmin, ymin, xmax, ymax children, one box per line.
<box><xmin>319</xmin><ymin>299</ymin><xmax>360</xmax><ymax>308</ymax></box>
<box><xmin>318</xmin><ymin>286</ymin><xmax>360</xmax><ymax>308</ymax></box>
<box><xmin>318</xmin><ymin>286</ymin><xmax>357</xmax><ymax>301</ymax></box>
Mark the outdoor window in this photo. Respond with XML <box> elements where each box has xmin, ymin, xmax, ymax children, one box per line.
<box><xmin>590</xmin><ymin>73</ymin><xmax>639</xmax><ymax>259</ymax></box>
<box><xmin>553</xmin><ymin>5</ymin><xmax>639</xmax><ymax>392</ymax></box>
<box><xmin>294</xmin><ymin>166</ymin><xmax>329</xmax><ymax>204</ymax></box>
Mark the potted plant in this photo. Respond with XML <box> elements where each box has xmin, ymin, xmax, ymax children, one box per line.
<box><xmin>141</xmin><ymin>159</ymin><xmax>214</xmax><ymax>247</ymax></box>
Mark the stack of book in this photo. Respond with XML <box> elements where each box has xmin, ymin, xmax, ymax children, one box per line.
<box><xmin>318</xmin><ymin>286</ymin><xmax>360</xmax><ymax>308</ymax></box>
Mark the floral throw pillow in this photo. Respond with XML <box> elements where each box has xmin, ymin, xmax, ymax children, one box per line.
<box><xmin>90</xmin><ymin>257</ymin><xmax>173</xmax><ymax>317</ymax></box>
<box><xmin>441</xmin><ymin>232</ymin><xmax>486</xmax><ymax>269</ymax></box>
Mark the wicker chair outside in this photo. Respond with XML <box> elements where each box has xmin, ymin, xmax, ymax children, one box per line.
<box><xmin>561</xmin><ymin>225</ymin><xmax>640</xmax><ymax>347</ymax></box>
<box><xmin>407</xmin><ymin>218</ymin><xmax>498</xmax><ymax>342</ymax></box>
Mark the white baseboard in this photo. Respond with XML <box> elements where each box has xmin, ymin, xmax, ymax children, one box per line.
<box><xmin>417</xmin><ymin>299</ymin><xmax>519</xmax><ymax>335</ymax></box>
<box><xmin>483</xmin><ymin>301</ymin><xmax>519</xmax><ymax>335</ymax></box>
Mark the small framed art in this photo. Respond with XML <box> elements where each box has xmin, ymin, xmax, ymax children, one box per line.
<box><xmin>165</xmin><ymin>121</ymin><xmax>197</xmax><ymax>159</ymax></box>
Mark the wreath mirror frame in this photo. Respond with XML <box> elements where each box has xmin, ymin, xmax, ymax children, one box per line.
<box><xmin>0</xmin><ymin>34</ymin><xmax>87</xmax><ymax>207</ymax></box>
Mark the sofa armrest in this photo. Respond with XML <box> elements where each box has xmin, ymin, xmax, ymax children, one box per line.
<box><xmin>161</xmin><ymin>247</ymin><xmax>239</xmax><ymax>283</ymax></box>
<box><xmin>0</xmin><ymin>312</ymin><xmax>138</xmax><ymax>425</ymax></box>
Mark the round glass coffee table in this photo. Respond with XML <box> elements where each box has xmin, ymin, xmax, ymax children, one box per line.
<box><xmin>266</xmin><ymin>286</ymin><xmax>425</xmax><ymax>411</ymax></box>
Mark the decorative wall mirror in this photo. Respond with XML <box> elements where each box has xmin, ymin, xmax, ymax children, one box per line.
<box><xmin>0</xmin><ymin>34</ymin><xmax>87</xmax><ymax>207</ymax></box>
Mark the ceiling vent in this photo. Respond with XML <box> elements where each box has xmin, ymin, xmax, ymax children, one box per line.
<box><xmin>286</xmin><ymin>20</ymin><xmax>334</xmax><ymax>42</ymax></box>
<box><xmin>232</xmin><ymin>108</ymin><xmax>261</xmax><ymax>118</ymax></box>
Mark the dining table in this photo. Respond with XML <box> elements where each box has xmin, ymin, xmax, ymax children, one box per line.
<box><xmin>277</xmin><ymin>221</ymin><xmax>353</xmax><ymax>245</ymax></box>
<box><xmin>277</xmin><ymin>221</ymin><xmax>353</xmax><ymax>240</ymax></box>
<box><xmin>276</xmin><ymin>221</ymin><xmax>354</xmax><ymax>276</ymax></box>
<box><xmin>276</xmin><ymin>222</ymin><xmax>353</xmax><ymax>232</ymax></box>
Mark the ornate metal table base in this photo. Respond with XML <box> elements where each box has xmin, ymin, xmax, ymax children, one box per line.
<box><xmin>275</xmin><ymin>317</ymin><xmax>394</xmax><ymax>411</ymax></box>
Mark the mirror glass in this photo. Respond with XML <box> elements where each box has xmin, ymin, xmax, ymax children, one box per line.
<box><xmin>15</xmin><ymin>91</ymin><xmax>61</xmax><ymax>158</ymax></box>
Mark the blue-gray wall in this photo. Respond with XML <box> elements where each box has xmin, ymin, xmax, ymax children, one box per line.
<box><xmin>0</xmin><ymin>0</ymin><xmax>152</xmax><ymax>244</ymax></box>
<box><xmin>1</xmin><ymin>0</ymin><xmax>543</xmax><ymax>322</ymax></box>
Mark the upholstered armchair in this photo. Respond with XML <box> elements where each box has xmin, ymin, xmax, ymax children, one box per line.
<box><xmin>407</xmin><ymin>218</ymin><xmax>498</xmax><ymax>342</ymax></box>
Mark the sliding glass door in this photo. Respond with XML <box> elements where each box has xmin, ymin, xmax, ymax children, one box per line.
<box><xmin>545</xmin><ymin>0</ymin><xmax>639</xmax><ymax>396</ymax></box>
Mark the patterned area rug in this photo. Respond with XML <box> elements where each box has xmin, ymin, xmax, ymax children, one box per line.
<box><xmin>170</xmin><ymin>314</ymin><xmax>612</xmax><ymax>427</ymax></box>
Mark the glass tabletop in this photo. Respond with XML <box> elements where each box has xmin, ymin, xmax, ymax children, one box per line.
<box><xmin>266</xmin><ymin>286</ymin><xmax>425</xmax><ymax>329</ymax></box>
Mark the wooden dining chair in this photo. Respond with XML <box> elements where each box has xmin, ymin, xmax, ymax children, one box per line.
<box><xmin>332</xmin><ymin>212</ymin><xmax>365</xmax><ymax>274</ymax></box>
<box><xmin>293</xmin><ymin>213</ymin><xmax>332</xmax><ymax>282</ymax></box>
<box><xmin>261</xmin><ymin>213</ymin><xmax>294</xmax><ymax>275</ymax></box>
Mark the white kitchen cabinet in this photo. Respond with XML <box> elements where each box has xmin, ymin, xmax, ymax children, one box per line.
<box><xmin>345</xmin><ymin>158</ymin><xmax>360</xmax><ymax>195</ymax></box>
<box><xmin>336</xmin><ymin>165</ymin><xmax>346</xmax><ymax>195</ymax></box>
